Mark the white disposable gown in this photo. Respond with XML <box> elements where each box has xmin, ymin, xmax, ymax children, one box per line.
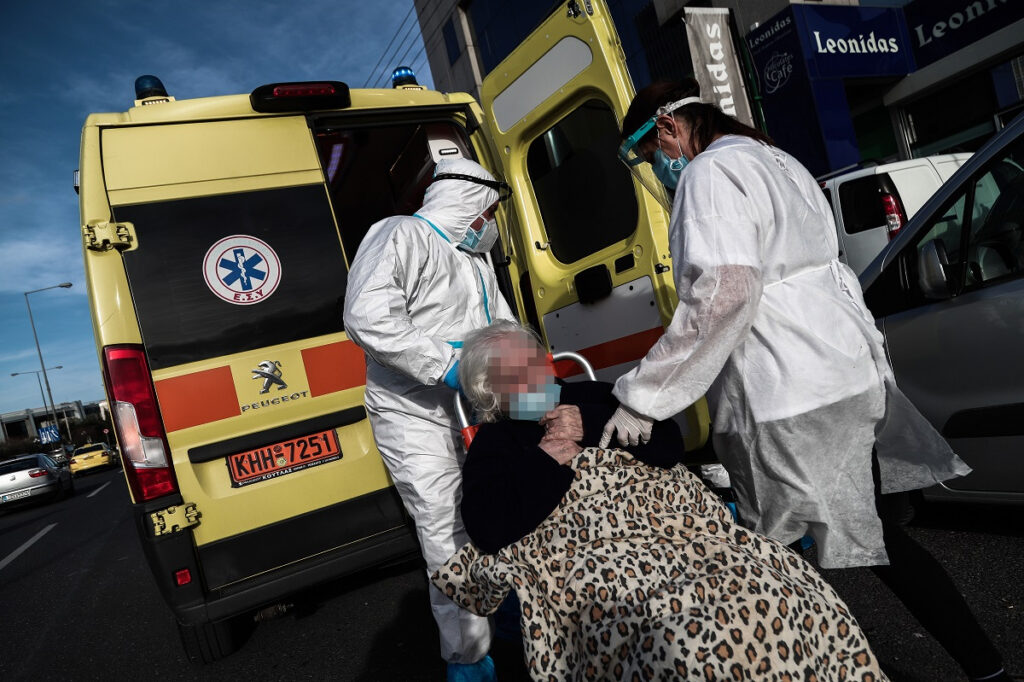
<box><xmin>343</xmin><ymin>158</ymin><xmax>515</xmax><ymax>661</ymax></box>
<box><xmin>613</xmin><ymin>136</ymin><xmax>970</xmax><ymax>569</ymax></box>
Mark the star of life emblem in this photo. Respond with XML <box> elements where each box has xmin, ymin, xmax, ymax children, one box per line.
<box><xmin>252</xmin><ymin>360</ymin><xmax>288</xmax><ymax>394</ymax></box>
<box><xmin>203</xmin><ymin>235</ymin><xmax>282</xmax><ymax>305</ymax></box>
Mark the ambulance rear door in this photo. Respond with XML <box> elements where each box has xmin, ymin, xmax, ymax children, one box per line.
<box><xmin>99</xmin><ymin>113</ymin><xmax>409</xmax><ymax>591</ymax></box>
<box><xmin>478</xmin><ymin>0</ymin><xmax>708</xmax><ymax>447</ymax></box>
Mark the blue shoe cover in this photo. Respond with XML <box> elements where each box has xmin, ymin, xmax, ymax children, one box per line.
<box><xmin>447</xmin><ymin>655</ymin><xmax>496</xmax><ymax>682</ymax></box>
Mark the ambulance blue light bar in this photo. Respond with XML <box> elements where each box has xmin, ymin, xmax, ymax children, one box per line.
<box><xmin>135</xmin><ymin>75</ymin><xmax>169</xmax><ymax>100</ymax></box>
<box><xmin>250</xmin><ymin>81</ymin><xmax>351</xmax><ymax>113</ymax></box>
<box><xmin>391</xmin><ymin>66</ymin><xmax>418</xmax><ymax>87</ymax></box>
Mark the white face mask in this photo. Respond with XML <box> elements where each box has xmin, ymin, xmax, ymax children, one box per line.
<box><xmin>458</xmin><ymin>214</ymin><xmax>498</xmax><ymax>253</ymax></box>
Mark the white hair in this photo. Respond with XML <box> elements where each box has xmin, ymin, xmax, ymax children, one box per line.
<box><xmin>458</xmin><ymin>320</ymin><xmax>544</xmax><ymax>423</ymax></box>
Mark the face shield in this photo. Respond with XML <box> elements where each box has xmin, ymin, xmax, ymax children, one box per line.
<box><xmin>618</xmin><ymin>116</ymin><xmax>674</xmax><ymax>211</ymax></box>
<box><xmin>618</xmin><ymin>96</ymin><xmax>703</xmax><ymax>211</ymax></box>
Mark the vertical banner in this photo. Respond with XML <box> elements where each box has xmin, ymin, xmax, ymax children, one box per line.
<box><xmin>683</xmin><ymin>7</ymin><xmax>754</xmax><ymax>127</ymax></box>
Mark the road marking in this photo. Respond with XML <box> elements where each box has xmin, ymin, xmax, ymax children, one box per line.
<box><xmin>0</xmin><ymin>523</ymin><xmax>57</xmax><ymax>572</ymax></box>
<box><xmin>87</xmin><ymin>481</ymin><xmax>111</xmax><ymax>498</ymax></box>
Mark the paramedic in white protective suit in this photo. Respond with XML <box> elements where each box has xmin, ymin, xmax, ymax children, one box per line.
<box><xmin>604</xmin><ymin>79</ymin><xmax>1008</xmax><ymax>682</ymax></box>
<box><xmin>343</xmin><ymin>158</ymin><xmax>515</xmax><ymax>680</ymax></box>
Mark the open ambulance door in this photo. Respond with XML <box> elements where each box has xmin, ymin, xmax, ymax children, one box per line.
<box><xmin>477</xmin><ymin>0</ymin><xmax>709</xmax><ymax>449</ymax></box>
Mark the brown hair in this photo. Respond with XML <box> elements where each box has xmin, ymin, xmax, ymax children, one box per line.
<box><xmin>621</xmin><ymin>78</ymin><xmax>772</xmax><ymax>156</ymax></box>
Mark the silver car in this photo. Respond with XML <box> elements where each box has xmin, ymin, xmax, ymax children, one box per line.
<box><xmin>0</xmin><ymin>453</ymin><xmax>75</xmax><ymax>509</ymax></box>
<box><xmin>860</xmin><ymin>111</ymin><xmax>1024</xmax><ymax>504</ymax></box>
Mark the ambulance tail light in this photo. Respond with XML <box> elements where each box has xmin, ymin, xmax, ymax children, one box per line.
<box><xmin>103</xmin><ymin>345</ymin><xmax>177</xmax><ymax>502</ymax></box>
<box><xmin>250</xmin><ymin>81</ymin><xmax>351</xmax><ymax>113</ymax></box>
<box><xmin>881</xmin><ymin>193</ymin><xmax>906</xmax><ymax>240</ymax></box>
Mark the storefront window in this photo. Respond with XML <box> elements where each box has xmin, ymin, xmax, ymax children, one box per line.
<box><xmin>906</xmin><ymin>68</ymin><xmax>999</xmax><ymax>157</ymax></box>
<box><xmin>526</xmin><ymin>99</ymin><xmax>639</xmax><ymax>264</ymax></box>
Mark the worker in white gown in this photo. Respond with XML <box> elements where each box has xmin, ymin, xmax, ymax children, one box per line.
<box><xmin>344</xmin><ymin>158</ymin><xmax>515</xmax><ymax>681</ymax></box>
<box><xmin>601</xmin><ymin>79</ymin><xmax>1006</xmax><ymax>682</ymax></box>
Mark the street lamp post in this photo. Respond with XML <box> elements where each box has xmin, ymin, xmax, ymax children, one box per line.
<box><xmin>24</xmin><ymin>282</ymin><xmax>73</xmax><ymax>440</ymax></box>
<box><xmin>11</xmin><ymin>366</ymin><xmax>64</xmax><ymax>438</ymax></box>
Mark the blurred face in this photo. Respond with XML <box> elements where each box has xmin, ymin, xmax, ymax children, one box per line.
<box><xmin>486</xmin><ymin>334</ymin><xmax>554</xmax><ymax>414</ymax></box>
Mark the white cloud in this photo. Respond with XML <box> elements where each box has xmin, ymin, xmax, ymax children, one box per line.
<box><xmin>0</xmin><ymin>347</ymin><xmax>39</xmax><ymax>364</ymax></box>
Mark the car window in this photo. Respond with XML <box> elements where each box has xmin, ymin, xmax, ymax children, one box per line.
<box><xmin>837</xmin><ymin>175</ymin><xmax>889</xmax><ymax>234</ymax></box>
<box><xmin>914</xmin><ymin>193</ymin><xmax>968</xmax><ymax>263</ymax></box>
<box><xmin>525</xmin><ymin>99</ymin><xmax>639</xmax><ymax>264</ymax></box>
<box><xmin>0</xmin><ymin>459</ymin><xmax>36</xmax><ymax>474</ymax></box>
<box><xmin>904</xmin><ymin>134</ymin><xmax>1024</xmax><ymax>299</ymax></box>
<box><xmin>963</xmin><ymin>158</ymin><xmax>1024</xmax><ymax>287</ymax></box>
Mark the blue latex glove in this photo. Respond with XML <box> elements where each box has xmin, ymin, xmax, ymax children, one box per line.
<box><xmin>443</xmin><ymin>361</ymin><xmax>461</xmax><ymax>391</ymax></box>
<box><xmin>447</xmin><ymin>655</ymin><xmax>496</xmax><ymax>682</ymax></box>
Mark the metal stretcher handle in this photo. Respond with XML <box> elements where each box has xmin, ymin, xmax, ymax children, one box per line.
<box><xmin>454</xmin><ymin>352</ymin><xmax>596</xmax><ymax>432</ymax></box>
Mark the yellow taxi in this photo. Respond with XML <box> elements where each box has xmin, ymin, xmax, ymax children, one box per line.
<box><xmin>69</xmin><ymin>442</ymin><xmax>118</xmax><ymax>475</ymax></box>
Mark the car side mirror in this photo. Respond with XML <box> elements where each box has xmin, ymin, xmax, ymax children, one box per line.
<box><xmin>918</xmin><ymin>239</ymin><xmax>952</xmax><ymax>299</ymax></box>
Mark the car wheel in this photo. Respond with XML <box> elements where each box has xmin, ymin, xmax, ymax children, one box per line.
<box><xmin>65</xmin><ymin>479</ymin><xmax>76</xmax><ymax>498</ymax></box>
<box><xmin>177</xmin><ymin>615</ymin><xmax>254</xmax><ymax>664</ymax></box>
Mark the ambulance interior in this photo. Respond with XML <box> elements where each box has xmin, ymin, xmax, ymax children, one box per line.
<box><xmin>314</xmin><ymin>122</ymin><xmax>471</xmax><ymax>263</ymax></box>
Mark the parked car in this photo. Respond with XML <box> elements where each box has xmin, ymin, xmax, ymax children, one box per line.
<box><xmin>0</xmin><ymin>453</ymin><xmax>74</xmax><ymax>509</ymax></box>
<box><xmin>819</xmin><ymin>154</ymin><xmax>972</xmax><ymax>274</ymax></box>
<box><xmin>861</xmin><ymin>112</ymin><xmax>1024</xmax><ymax>503</ymax></box>
<box><xmin>47</xmin><ymin>445</ymin><xmax>70</xmax><ymax>466</ymax></box>
<box><xmin>69</xmin><ymin>442</ymin><xmax>118</xmax><ymax>476</ymax></box>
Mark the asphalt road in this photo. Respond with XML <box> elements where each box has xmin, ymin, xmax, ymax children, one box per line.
<box><xmin>1</xmin><ymin>467</ymin><xmax>1020</xmax><ymax>681</ymax></box>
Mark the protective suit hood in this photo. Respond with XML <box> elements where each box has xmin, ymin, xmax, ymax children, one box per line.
<box><xmin>416</xmin><ymin>158</ymin><xmax>500</xmax><ymax>244</ymax></box>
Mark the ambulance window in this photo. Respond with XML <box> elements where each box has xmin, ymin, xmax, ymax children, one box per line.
<box><xmin>314</xmin><ymin>121</ymin><xmax>472</xmax><ymax>262</ymax></box>
<box><xmin>526</xmin><ymin>99</ymin><xmax>638</xmax><ymax>264</ymax></box>
<box><xmin>113</xmin><ymin>185</ymin><xmax>348</xmax><ymax>370</ymax></box>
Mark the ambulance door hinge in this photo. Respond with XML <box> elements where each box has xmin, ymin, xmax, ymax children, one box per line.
<box><xmin>150</xmin><ymin>502</ymin><xmax>202</xmax><ymax>537</ymax></box>
<box><xmin>566</xmin><ymin>0</ymin><xmax>593</xmax><ymax>18</ymax></box>
<box><xmin>84</xmin><ymin>221</ymin><xmax>135</xmax><ymax>252</ymax></box>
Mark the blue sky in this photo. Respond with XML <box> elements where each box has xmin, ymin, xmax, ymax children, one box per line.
<box><xmin>0</xmin><ymin>0</ymin><xmax>432</xmax><ymax>416</ymax></box>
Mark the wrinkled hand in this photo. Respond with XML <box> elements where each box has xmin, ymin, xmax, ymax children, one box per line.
<box><xmin>599</xmin><ymin>404</ymin><xmax>654</xmax><ymax>448</ymax></box>
<box><xmin>539</xmin><ymin>436</ymin><xmax>582</xmax><ymax>465</ymax></box>
<box><xmin>539</xmin><ymin>404</ymin><xmax>583</xmax><ymax>442</ymax></box>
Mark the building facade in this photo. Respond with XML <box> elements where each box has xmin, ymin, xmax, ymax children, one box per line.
<box><xmin>415</xmin><ymin>0</ymin><xmax>1024</xmax><ymax>176</ymax></box>
<box><xmin>0</xmin><ymin>401</ymin><xmax>86</xmax><ymax>445</ymax></box>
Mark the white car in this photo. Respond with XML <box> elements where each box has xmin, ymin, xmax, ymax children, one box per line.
<box><xmin>818</xmin><ymin>154</ymin><xmax>971</xmax><ymax>274</ymax></box>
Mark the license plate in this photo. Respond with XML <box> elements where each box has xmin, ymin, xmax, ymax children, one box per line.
<box><xmin>2</xmin><ymin>490</ymin><xmax>31</xmax><ymax>502</ymax></box>
<box><xmin>227</xmin><ymin>429</ymin><xmax>342</xmax><ymax>487</ymax></box>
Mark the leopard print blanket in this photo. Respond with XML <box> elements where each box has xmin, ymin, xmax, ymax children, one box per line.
<box><xmin>433</xmin><ymin>447</ymin><xmax>886</xmax><ymax>681</ymax></box>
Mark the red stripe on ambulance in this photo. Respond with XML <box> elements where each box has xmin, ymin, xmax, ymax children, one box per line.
<box><xmin>554</xmin><ymin>326</ymin><xmax>664</xmax><ymax>378</ymax></box>
<box><xmin>301</xmin><ymin>340</ymin><xmax>366</xmax><ymax>397</ymax></box>
<box><xmin>154</xmin><ymin>366</ymin><xmax>240</xmax><ymax>432</ymax></box>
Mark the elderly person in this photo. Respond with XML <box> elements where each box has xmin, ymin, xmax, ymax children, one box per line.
<box><xmin>456</xmin><ymin>321</ymin><xmax>685</xmax><ymax>553</ymax></box>
<box><xmin>433</xmin><ymin>321</ymin><xmax>886</xmax><ymax>681</ymax></box>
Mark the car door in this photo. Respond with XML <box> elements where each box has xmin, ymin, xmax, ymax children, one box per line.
<box><xmin>870</xmin><ymin>125</ymin><xmax>1024</xmax><ymax>497</ymax></box>
<box><xmin>475</xmin><ymin>0</ymin><xmax>709</xmax><ymax>448</ymax></box>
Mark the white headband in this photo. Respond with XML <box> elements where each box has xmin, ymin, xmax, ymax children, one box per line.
<box><xmin>656</xmin><ymin>96</ymin><xmax>703</xmax><ymax>116</ymax></box>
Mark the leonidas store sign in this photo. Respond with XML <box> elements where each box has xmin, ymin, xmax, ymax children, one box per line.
<box><xmin>788</xmin><ymin>5</ymin><xmax>916</xmax><ymax>78</ymax></box>
<box><xmin>746</xmin><ymin>5</ymin><xmax>915</xmax><ymax>176</ymax></box>
<box><xmin>904</xmin><ymin>0</ymin><xmax>1024</xmax><ymax>68</ymax></box>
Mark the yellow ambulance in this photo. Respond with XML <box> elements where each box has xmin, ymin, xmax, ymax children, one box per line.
<box><xmin>77</xmin><ymin>0</ymin><xmax>709</xmax><ymax>663</ymax></box>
